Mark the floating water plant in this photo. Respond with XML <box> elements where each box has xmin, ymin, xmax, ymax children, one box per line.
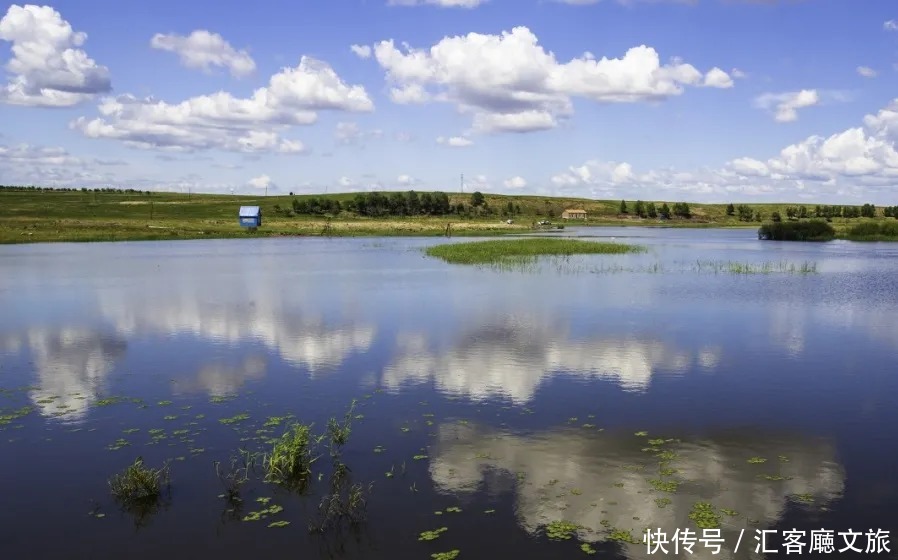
<box><xmin>608</xmin><ymin>529</ymin><xmax>641</xmax><ymax>544</ymax></box>
<box><xmin>431</xmin><ymin>551</ymin><xmax>460</xmax><ymax>560</ymax></box>
<box><xmin>747</xmin><ymin>457</ymin><xmax>767</xmax><ymax>464</ymax></box>
<box><xmin>688</xmin><ymin>502</ymin><xmax>721</xmax><ymax>529</ymax></box>
<box><xmin>649</xmin><ymin>479</ymin><xmax>679</xmax><ymax>493</ymax></box>
<box><xmin>419</xmin><ymin>527</ymin><xmax>448</xmax><ymax>541</ymax></box>
<box><xmin>581</xmin><ymin>543</ymin><xmax>597</xmax><ymax>555</ymax></box>
<box><xmin>545</xmin><ymin>520</ymin><xmax>581</xmax><ymax>540</ymax></box>
<box><xmin>219</xmin><ymin>413</ymin><xmax>250</xmax><ymax>425</ymax></box>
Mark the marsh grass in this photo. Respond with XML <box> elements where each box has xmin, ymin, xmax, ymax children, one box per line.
<box><xmin>264</xmin><ymin>423</ymin><xmax>322</xmax><ymax>491</ymax></box>
<box><xmin>327</xmin><ymin>399</ymin><xmax>357</xmax><ymax>452</ymax></box>
<box><xmin>691</xmin><ymin>260</ymin><xmax>818</xmax><ymax>275</ymax></box>
<box><xmin>214</xmin><ymin>449</ymin><xmax>257</xmax><ymax>504</ymax></box>
<box><xmin>425</xmin><ymin>238</ymin><xmax>644</xmax><ymax>265</ymax></box>
<box><xmin>108</xmin><ymin>457</ymin><xmax>171</xmax><ymax>523</ymax></box>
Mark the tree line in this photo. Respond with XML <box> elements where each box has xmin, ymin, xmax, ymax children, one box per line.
<box><xmin>619</xmin><ymin>200</ymin><xmax>691</xmax><ymax>219</ymax></box>
<box><xmin>0</xmin><ymin>185</ymin><xmax>153</xmax><ymax>194</ymax></box>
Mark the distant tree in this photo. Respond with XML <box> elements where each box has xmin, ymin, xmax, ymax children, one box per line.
<box><xmin>659</xmin><ymin>203</ymin><xmax>670</xmax><ymax>219</ymax></box>
<box><xmin>634</xmin><ymin>200</ymin><xmax>646</xmax><ymax>218</ymax></box>
<box><xmin>405</xmin><ymin>190</ymin><xmax>421</xmax><ymax>215</ymax></box>
<box><xmin>672</xmin><ymin>202</ymin><xmax>691</xmax><ymax>218</ymax></box>
<box><xmin>470</xmin><ymin>191</ymin><xmax>485</xmax><ymax>207</ymax></box>
<box><xmin>647</xmin><ymin>202</ymin><xmax>657</xmax><ymax>218</ymax></box>
<box><xmin>771</xmin><ymin>211</ymin><xmax>782</xmax><ymax>222</ymax></box>
<box><xmin>861</xmin><ymin>203</ymin><xmax>876</xmax><ymax>218</ymax></box>
<box><xmin>786</xmin><ymin>207</ymin><xmax>797</xmax><ymax>220</ymax></box>
<box><xmin>289</xmin><ymin>191</ymin><xmax>294</xmax><ymax>196</ymax></box>
<box><xmin>726</xmin><ymin>203</ymin><xmax>735</xmax><ymax>216</ymax></box>
<box><xmin>799</xmin><ymin>206</ymin><xmax>808</xmax><ymax>219</ymax></box>
<box><xmin>620</xmin><ymin>200</ymin><xmax>628</xmax><ymax>214</ymax></box>
<box><xmin>737</xmin><ymin>205</ymin><xmax>754</xmax><ymax>222</ymax></box>
<box><xmin>515</xmin><ymin>203</ymin><xmax>522</xmax><ymax>215</ymax></box>
<box><xmin>754</xmin><ymin>210</ymin><xmax>763</xmax><ymax>222</ymax></box>
<box><xmin>419</xmin><ymin>192</ymin><xmax>434</xmax><ymax>215</ymax></box>
<box><xmin>506</xmin><ymin>201</ymin><xmax>514</xmax><ymax>216</ymax></box>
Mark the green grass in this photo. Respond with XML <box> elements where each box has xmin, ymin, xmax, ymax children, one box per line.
<box><xmin>264</xmin><ymin>423</ymin><xmax>320</xmax><ymax>489</ymax></box>
<box><xmin>108</xmin><ymin>457</ymin><xmax>170</xmax><ymax>505</ymax></box>
<box><xmin>845</xmin><ymin>221</ymin><xmax>898</xmax><ymax>241</ymax></box>
<box><xmin>425</xmin><ymin>238</ymin><xmax>644</xmax><ymax>265</ymax></box>
<box><xmin>5</xmin><ymin>187</ymin><xmax>896</xmax><ymax>243</ymax></box>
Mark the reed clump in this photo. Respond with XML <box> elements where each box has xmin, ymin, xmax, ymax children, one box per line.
<box><xmin>108</xmin><ymin>457</ymin><xmax>170</xmax><ymax>506</ymax></box>
<box><xmin>425</xmin><ymin>238</ymin><xmax>645</xmax><ymax>265</ymax></box>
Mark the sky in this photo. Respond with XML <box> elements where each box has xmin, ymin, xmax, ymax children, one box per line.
<box><xmin>0</xmin><ymin>0</ymin><xmax>897</xmax><ymax>204</ymax></box>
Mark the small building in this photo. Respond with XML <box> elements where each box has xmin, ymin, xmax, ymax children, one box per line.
<box><xmin>238</xmin><ymin>206</ymin><xmax>262</xmax><ymax>228</ymax></box>
<box><xmin>561</xmin><ymin>209</ymin><xmax>588</xmax><ymax>220</ymax></box>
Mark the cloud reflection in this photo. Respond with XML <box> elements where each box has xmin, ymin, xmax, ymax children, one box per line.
<box><xmin>430</xmin><ymin>423</ymin><xmax>844</xmax><ymax>559</ymax></box>
<box><xmin>383</xmin><ymin>317</ymin><xmax>721</xmax><ymax>402</ymax></box>
<box><xmin>21</xmin><ymin>327</ymin><xmax>127</xmax><ymax>422</ymax></box>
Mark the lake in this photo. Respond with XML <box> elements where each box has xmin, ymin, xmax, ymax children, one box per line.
<box><xmin>1</xmin><ymin>227</ymin><xmax>896</xmax><ymax>559</ymax></box>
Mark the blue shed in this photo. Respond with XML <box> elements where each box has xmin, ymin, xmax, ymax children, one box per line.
<box><xmin>238</xmin><ymin>206</ymin><xmax>262</xmax><ymax>228</ymax></box>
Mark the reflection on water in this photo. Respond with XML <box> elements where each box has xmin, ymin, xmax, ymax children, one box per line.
<box><xmin>0</xmin><ymin>327</ymin><xmax>127</xmax><ymax>422</ymax></box>
<box><xmin>98</xmin><ymin>286</ymin><xmax>375</xmax><ymax>376</ymax></box>
<box><xmin>384</xmin><ymin>316</ymin><xmax>721</xmax><ymax>402</ymax></box>
<box><xmin>171</xmin><ymin>355</ymin><xmax>267</xmax><ymax>398</ymax></box>
<box><xmin>431</xmin><ymin>423</ymin><xmax>845</xmax><ymax>559</ymax></box>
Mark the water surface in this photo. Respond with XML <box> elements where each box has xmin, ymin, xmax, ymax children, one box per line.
<box><xmin>1</xmin><ymin>228</ymin><xmax>896</xmax><ymax>559</ymax></box>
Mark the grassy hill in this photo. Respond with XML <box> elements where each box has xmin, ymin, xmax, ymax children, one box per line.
<box><xmin>1</xmin><ymin>186</ymin><xmax>895</xmax><ymax>243</ymax></box>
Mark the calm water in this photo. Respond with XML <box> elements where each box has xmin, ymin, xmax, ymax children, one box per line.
<box><xmin>1</xmin><ymin>228</ymin><xmax>896</xmax><ymax>559</ymax></box>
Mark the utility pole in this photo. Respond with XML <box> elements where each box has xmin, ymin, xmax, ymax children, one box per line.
<box><xmin>460</xmin><ymin>173</ymin><xmax>464</xmax><ymax>194</ymax></box>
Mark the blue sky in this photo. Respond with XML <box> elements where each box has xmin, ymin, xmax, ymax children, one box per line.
<box><xmin>1</xmin><ymin>0</ymin><xmax>897</xmax><ymax>203</ymax></box>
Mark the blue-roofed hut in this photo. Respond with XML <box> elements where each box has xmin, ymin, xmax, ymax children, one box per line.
<box><xmin>238</xmin><ymin>206</ymin><xmax>262</xmax><ymax>228</ymax></box>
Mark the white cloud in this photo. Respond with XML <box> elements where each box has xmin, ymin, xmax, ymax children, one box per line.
<box><xmin>884</xmin><ymin>20</ymin><xmax>897</xmax><ymax>31</ymax></box>
<box><xmin>397</xmin><ymin>174</ymin><xmax>417</xmax><ymax>186</ymax></box>
<box><xmin>387</xmin><ymin>0</ymin><xmax>485</xmax><ymax>7</ymax></box>
<box><xmin>0</xmin><ymin>4</ymin><xmax>111</xmax><ymax>107</ymax></box>
<box><xmin>150</xmin><ymin>30</ymin><xmax>256</xmax><ymax>78</ymax></box>
<box><xmin>754</xmin><ymin>89</ymin><xmax>820</xmax><ymax>122</ymax></box>
<box><xmin>703</xmin><ymin>67</ymin><xmax>734</xmax><ymax>88</ymax></box>
<box><xmin>335</xmin><ymin>121</ymin><xmax>383</xmax><ymax>145</ymax></box>
<box><xmin>71</xmin><ymin>56</ymin><xmax>372</xmax><ymax>153</ymax></box>
<box><xmin>503</xmin><ymin>176</ymin><xmax>527</xmax><ymax>189</ymax></box>
<box><xmin>731</xmin><ymin>67</ymin><xmax>747</xmax><ymax>79</ymax></box>
<box><xmin>550</xmin><ymin>97</ymin><xmax>898</xmax><ymax>203</ymax></box>
<box><xmin>856</xmin><ymin>66</ymin><xmax>877</xmax><ymax>78</ymax></box>
<box><xmin>350</xmin><ymin>44</ymin><xmax>372</xmax><ymax>58</ymax></box>
<box><xmin>248</xmin><ymin>174</ymin><xmax>272</xmax><ymax>190</ymax></box>
<box><xmin>437</xmin><ymin>135</ymin><xmax>473</xmax><ymax>147</ymax></box>
<box><xmin>366</xmin><ymin>26</ymin><xmax>732</xmax><ymax>134</ymax></box>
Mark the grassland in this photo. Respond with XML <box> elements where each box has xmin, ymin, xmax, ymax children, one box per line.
<box><xmin>1</xmin><ymin>188</ymin><xmax>896</xmax><ymax>243</ymax></box>
<box><xmin>425</xmin><ymin>238</ymin><xmax>644</xmax><ymax>265</ymax></box>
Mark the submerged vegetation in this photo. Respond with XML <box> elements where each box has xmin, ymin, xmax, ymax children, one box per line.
<box><xmin>691</xmin><ymin>260</ymin><xmax>818</xmax><ymax>275</ymax></box>
<box><xmin>425</xmin><ymin>238</ymin><xmax>644</xmax><ymax>265</ymax></box>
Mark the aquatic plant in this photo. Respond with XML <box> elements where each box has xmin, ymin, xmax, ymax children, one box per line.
<box><xmin>431</xmin><ymin>551</ymin><xmax>460</xmax><ymax>560</ymax></box>
<box><xmin>214</xmin><ymin>449</ymin><xmax>257</xmax><ymax>504</ymax></box>
<box><xmin>264</xmin><ymin>423</ymin><xmax>321</xmax><ymax>490</ymax></box>
<box><xmin>327</xmin><ymin>400</ymin><xmax>357</xmax><ymax>450</ymax></box>
<box><xmin>420</xmin><ymin>527</ymin><xmax>449</xmax><ymax>541</ymax></box>
<box><xmin>545</xmin><ymin>520</ymin><xmax>581</xmax><ymax>540</ymax></box>
<box><xmin>308</xmin><ymin>482</ymin><xmax>372</xmax><ymax>533</ymax></box>
<box><xmin>758</xmin><ymin>220</ymin><xmax>835</xmax><ymax>241</ymax></box>
<box><xmin>424</xmin><ymin>238</ymin><xmax>645</xmax><ymax>266</ymax></box>
<box><xmin>608</xmin><ymin>529</ymin><xmax>641</xmax><ymax>544</ymax></box>
<box><xmin>581</xmin><ymin>543</ymin><xmax>597</xmax><ymax>555</ymax></box>
<box><xmin>688</xmin><ymin>502</ymin><xmax>721</xmax><ymax>529</ymax></box>
<box><xmin>108</xmin><ymin>457</ymin><xmax>171</xmax><ymax>507</ymax></box>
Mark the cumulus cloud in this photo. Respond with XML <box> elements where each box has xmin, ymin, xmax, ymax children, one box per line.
<box><xmin>387</xmin><ymin>0</ymin><xmax>485</xmax><ymax>7</ymax></box>
<box><xmin>754</xmin><ymin>89</ymin><xmax>820</xmax><ymax>122</ymax></box>
<box><xmin>150</xmin><ymin>30</ymin><xmax>256</xmax><ymax>78</ymax></box>
<box><xmin>503</xmin><ymin>176</ymin><xmax>527</xmax><ymax>189</ymax></box>
<box><xmin>71</xmin><ymin>56</ymin><xmax>371</xmax><ymax>153</ymax></box>
<box><xmin>0</xmin><ymin>4</ymin><xmax>111</xmax><ymax>107</ymax></box>
<box><xmin>856</xmin><ymin>66</ymin><xmax>877</xmax><ymax>78</ymax></box>
<box><xmin>437</xmin><ymin>135</ymin><xmax>473</xmax><ymax>147</ymax></box>
<box><xmin>350</xmin><ymin>44</ymin><xmax>372</xmax><ymax>58</ymax></box>
<box><xmin>0</xmin><ymin>142</ymin><xmax>125</xmax><ymax>187</ymax></box>
<box><xmin>248</xmin><ymin>174</ymin><xmax>272</xmax><ymax>190</ymax></box>
<box><xmin>551</xmin><ymin>97</ymin><xmax>898</xmax><ymax>203</ymax></box>
<box><xmin>884</xmin><ymin>20</ymin><xmax>897</xmax><ymax>31</ymax></box>
<box><xmin>365</xmin><ymin>26</ymin><xmax>732</xmax><ymax>134</ymax></box>
<box><xmin>397</xmin><ymin>174</ymin><xmax>417</xmax><ymax>185</ymax></box>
